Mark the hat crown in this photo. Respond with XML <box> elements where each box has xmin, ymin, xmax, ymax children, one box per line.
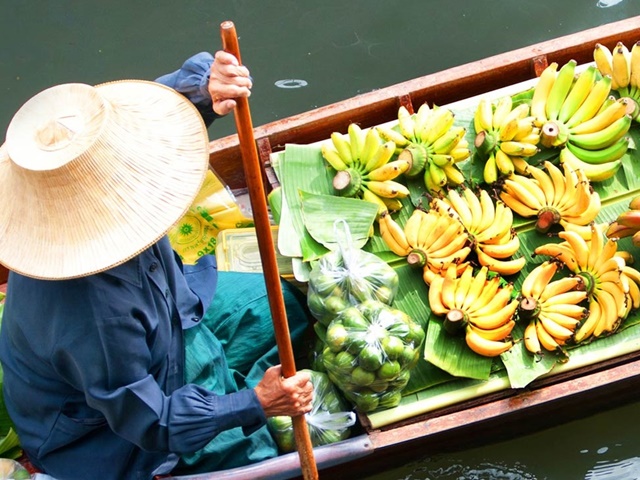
<box><xmin>7</xmin><ymin>83</ymin><xmax>106</xmax><ymax>171</ymax></box>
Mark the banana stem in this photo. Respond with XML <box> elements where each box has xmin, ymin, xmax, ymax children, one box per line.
<box><xmin>474</xmin><ymin>130</ymin><xmax>497</xmax><ymax>158</ymax></box>
<box><xmin>536</xmin><ymin>207</ymin><xmax>561</xmax><ymax>233</ymax></box>
<box><xmin>518</xmin><ymin>297</ymin><xmax>539</xmax><ymax>320</ymax></box>
<box><xmin>406</xmin><ymin>249</ymin><xmax>428</xmax><ymax>268</ymax></box>
<box><xmin>444</xmin><ymin>309</ymin><xmax>467</xmax><ymax>335</ymax></box>
<box><xmin>333</xmin><ymin>168</ymin><xmax>362</xmax><ymax>197</ymax></box>
<box><xmin>621</xmin><ymin>96</ymin><xmax>640</xmax><ymax>121</ymax></box>
<box><xmin>398</xmin><ymin>143</ymin><xmax>428</xmax><ymax>178</ymax></box>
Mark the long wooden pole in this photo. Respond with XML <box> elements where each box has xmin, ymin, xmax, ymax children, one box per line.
<box><xmin>219</xmin><ymin>20</ymin><xmax>319</xmax><ymax>480</ymax></box>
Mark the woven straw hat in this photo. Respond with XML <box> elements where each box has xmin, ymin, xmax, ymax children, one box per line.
<box><xmin>0</xmin><ymin>80</ymin><xmax>210</xmax><ymax>279</ymax></box>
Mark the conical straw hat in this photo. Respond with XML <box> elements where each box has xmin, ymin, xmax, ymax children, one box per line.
<box><xmin>0</xmin><ymin>80</ymin><xmax>210</xmax><ymax>279</ymax></box>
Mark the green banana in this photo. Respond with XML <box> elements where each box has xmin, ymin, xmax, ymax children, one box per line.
<box><xmin>566</xmin><ymin>136</ymin><xmax>630</xmax><ymax>164</ymax></box>
<box><xmin>398</xmin><ymin>143</ymin><xmax>428</xmax><ymax>177</ymax></box>
<box><xmin>545</xmin><ymin>59</ymin><xmax>577</xmax><ymax>121</ymax></box>
<box><xmin>431</xmin><ymin>126</ymin><xmax>466</xmax><ymax>154</ymax></box>
<box><xmin>427</xmin><ymin>161</ymin><xmax>448</xmax><ymax>188</ymax></box>
<box><xmin>568</xmin><ymin>114</ymin><xmax>632</xmax><ymax>150</ymax></box>
<box><xmin>559</xmin><ymin>147</ymin><xmax>621</xmax><ymax>182</ymax></box>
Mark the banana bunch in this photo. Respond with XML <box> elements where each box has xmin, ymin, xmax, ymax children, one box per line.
<box><xmin>431</xmin><ymin>187</ymin><xmax>526</xmax><ymax>276</ymax></box>
<box><xmin>518</xmin><ymin>261</ymin><xmax>588</xmax><ymax>355</ymax></box>
<box><xmin>593</xmin><ymin>41</ymin><xmax>640</xmax><ymax>120</ymax></box>
<box><xmin>377</xmin><ymin>104</ymin><xmax>470</xmax><ymax>193</ymax></box>
<box><xmin>321</xmin><ymin>123</ymin><xmax>411</xmax><ymax>214</ymax></box>
<box><xmin>473</xmin><ymin>95</ymin><xmax>540</xmax><ymax>183</ymax></box>
<box><xmin>377</xmin><ymin>208</ymin><xmax>471</xmax><ymax>277</ymax></box>
<box><xmin>606</xmin><ymin>193</ymin><xmax>640</xmax><ymax>246</ymax></box>
<box><xmin>534</xmin><ymin>223</ymin><xmax>629</xmax><ymax>342</ymax></box>
<box><xmin>530</xmin><ymin>60</ymin><xmax>632</xmax><ymax>182</ymax></box>
<box><xmin>499</xmin><ymin>161</ymin><xmax>601</xmax><ymax>235</ymax></box>
<box><xmin>429</xmin><ymin>263</ymin><xmax>517</xmax><ymax>357</ymax></box>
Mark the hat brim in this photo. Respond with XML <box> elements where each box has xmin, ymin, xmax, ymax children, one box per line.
<box><xmin>0</xmin><ymin>80</ymin><xmax>209</xmax><ymax>280</ymax></box>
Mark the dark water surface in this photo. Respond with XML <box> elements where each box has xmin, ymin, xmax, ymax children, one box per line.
<box><xmin>2</xmin><ymin>2</ymin><xmax>640</xmax><ymax>479</ymax></box>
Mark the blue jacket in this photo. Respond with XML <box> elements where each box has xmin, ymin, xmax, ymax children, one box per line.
<box><xmin>0</xmin><ymin>53</ymin><xmax>265</xmax><ymax>480</ymax></box>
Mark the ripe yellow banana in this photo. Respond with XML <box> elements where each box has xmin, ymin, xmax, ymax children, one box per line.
<box><xmin>365</xmin><ymin>159</ymin><xmax>411</xmax><ymax>182</ymax></box>
<box><xmin>428</xmin><ymin>273</ymin><xmax>449</xmax><ymax>316</ymax></box>
<box><xmin>594</xmin><ymin>43</ymin><xmax>614</xmax><ymax>85</ymax></box>
<box><xmin>331</xmin><ymin>131</ymin><xmax>354</xmax><ymax>166</ymax></box>
<box><xmin>523</xmin><ymin>320</ymin><xmax>542</xmax><ymax>355</ymax></box>
<box><xmin>397</xmin><ymin>106</ymin><xmax>416</xmax><ymax>140</ymax></box>
<box><xmin>321</xmin><ymin>144</ymin><xmax>349</xmax><ymax>171</ymax></box>
<box><xmin>630</xmin><ymin>41</ymin><xmax>640</xmax><ymax>94</ymax></box>
<box><xmin>520</xmin><ymin>260</ymin><xmax>558</xmax><ymax>300</ymax></box>
<box><xmin>474</xmin><ymin>97</ymin><xmax>494</xmax><ymax>133</ymax></box>
<box><xmin>461</xmin><ymin>266</ymin><xmax>490</xmax><ymax>311</ymax></box>
<box><xmin>531</xmin><ymin>62</ymin><xmax>559</xmax><ymax>126</ymax></box>
<box><xmin>565</xmin><ymin>75</ymin><xmax>612</xmax><ymax>129</ymax></box>
<box><xmin>478</xmin><ymin>234</ymin><xmax>520</xmax><ymax>259</ymax></box>
<box><xmin>454</xmin><ymin>264</ymin><xmax>474</xmax><ymax>310</ymax></box>
<box><xmin>535</xmin><ymin>317</ymin><xmax>564</xmax><ymax>351</ymax></box>
<box><xmin>364</xmin><ymin>179</ymin><xmax>410</xmax><ymax>198</ymax></box>
<box><xmin>558</xmin><ymin>64</ymin><xmax>598</xmax><ymax>124</ymax></box>
<box><xmin>538</xmin><ymin>276</ymin><xmax>584</xmax><ymax>303</ymax></box>
<box><xmin>468</xmin><ymin>320</ymin><xmax>516</xmax><ymax>342</ymax></box>
<box><xmin>611</xmin><ymin>41</ymin><xmax>631</xmax><ymax>93</ymax></box>
<box><xmin>574</xmin><ymin>299</ymin><xmax>601</xmax><ymax>343</ymax></box>
<box><xmin>476</xmin><ymin>248</ymin><xmax>526</xmax><ymax>276</ymax></box>
<box><xmin>568</xmin><ymin>98</ymin><xmax>628</xmax><ymax>135</ymax></box>
<box><xmin>378</xmin><ymin>212</ymin><xmax>411</xmax><ymax>256</ymax></box>
<box><xmin>534</xmin><ymin>242</ymin><xmax>579</xmax><ymax>272</ymax></box>
<box><xmin>465</xmin><ymin>326</ymin><xmax>513</xmax><ymax>357</ymax></box>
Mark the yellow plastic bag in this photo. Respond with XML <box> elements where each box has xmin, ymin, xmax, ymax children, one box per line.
<box><xmin>168</xmin><ymin>169</ymin><xmax>254</xmax><ymax>264</ymax></box>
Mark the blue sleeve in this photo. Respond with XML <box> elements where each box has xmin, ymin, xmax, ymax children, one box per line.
<box><xmin>155</xmin><ymin>52</ymin><xmax>222</xmax><ymax>127</ymax></box>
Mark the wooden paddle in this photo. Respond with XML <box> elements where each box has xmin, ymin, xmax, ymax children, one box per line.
<box><xmin>220</xmin><ymin>20</ymin><xmax>319</xmax><ymax>480</ymax></box>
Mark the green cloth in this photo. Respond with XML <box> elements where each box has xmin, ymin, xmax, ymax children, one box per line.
<box><xmin>176</xmin><ymin>271</ymin><xmax>309</xmax><ymax>473</ymax></box>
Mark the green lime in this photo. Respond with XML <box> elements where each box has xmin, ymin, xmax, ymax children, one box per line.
<box><xmin>369</xmin><ymin>379</ymin><xmax>389</xmax><ymax>393</ymax></box>
<box><xmin>406</xmin><ymin>322</ymin><xmax>426</xmax><ymax>345</ymax></box>
<box><xmin>341</xmin><ymin>307</ymin><xmax>369</xmax><ymax>330</ymax></box>
<box><xmin>399</xmin><ymin>344</ymin><xmax>419</xmax><ymax>367</ymax></box>
<box><xmin>357</xmin><ymin>344</ymin><xmax>384</xmax><ymax>371</ymax></box>
<box><xmin>325</xmin><ymin>294</ymin><xmax>349</xmax><ymax>316</ymax></box>
<box><xmin>380</xmin><ymin>335</ymin><xmax>405</xmax><ymax>360</ymax></box>
<box><xmin>313</xmin><ymin>273</ymin><xmax>340</xmax><ymax>296</ymax></box>
<box><xmin>354</xmin><ymin>390</ymin><xmax>380</xmax><ymax>412</ymax></box>
<box><xmin>390</xmin><ymin>369</ymin><xmax>411</xmax><ymax>390</ymax></box>
<box><xmin>379</xmin><ymin>390</ymin><xmax>403</xmax><ymax>409</ymax></box>
<box><xmin>326</xmin><ymin>323</ymin><xmax>349</xmax><ymax>352</ymax></box>
<box><xmin>374</xmin><ymin>285</ymin><xmax>395</xmax><ymax>304</ymax></box>
<box><xmin>377</xmin><ymin>360</ymin><xmax>401</xmax><ymax>380</ymax></box>
<box><xmin>345</xmin><ymin>334</ymin><xmax>368</xmax><ymax>355</ymax></box>
<box><xmin>332</xmin><ymin>350</ymin><xmax>356</xmax><ymax>373</ymax></box>
<box><xmin>350</xmin><ymin>366</ymin><xmax>376</xmax><ymax>386</ymax></box>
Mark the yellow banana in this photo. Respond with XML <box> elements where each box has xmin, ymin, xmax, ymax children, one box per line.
<box><xmin>531</xmin><ymin>62</ymin><xmax>558</xmax><ymax>126</ymax></box>
<box><xmin>499</xmin><ymin>191</ymin><xmax>538</xmax><ymax>218</ymax></box>
<box><xmin>574</xmin><ymin>299</ymin><xmax>601</xmax><ymax>343</ymax></box>
<box><xmin>630</xmin><ymin>41</ymin><xmax>640</xmax><ymax>92</ymax></box>
<box><xmin>474</xmin><ymin>97</ymin><xmax>494</xmax><ymax>133</ymax></box>
<box><xmin>365</xmin><ymin>159</ymin><xmax>410</xmax><ymax>182</ymax></box>
<box><xmin>538</xmin><ymin>314</ymin><xmax>575</xmax><ymax>342</ymax></box>
<box><xmin>476</xmin><ymin>188</ymin><xmax>497</xmax><ymax>233</ymax></box>
<box><xmin>474</xmin><ymin>200</ymin><xmax>513</xmax><ymax>244</ymax></box>
<box><xmin>483</xmin><ymin>152</ymin><xmax>499</xmax><ymax>184</ymax></box>
<box><xmin>465</xmin><ymin>326</ymin><xmax>513</xmax><ymax>357</ymax></box>
<box><xmin>463</xmin><ymin>187</ymin><xmax>484</xmax><ymax>233</ymax></box>
<box><xmin>593</xmin><ymin>43</ymin><xmax>614</xmax><ymax>85</ymax></box>
<box><xmin>364</xmin><ymin>141</ymin><xmax>399</xmax><ymax>173</ymax></box>
<box><xmin>397</xmin><ymin>106</ymin><xmax>416</xmax><ymax>140</ymax></box>
<box><xmin>525</xmin><ymin>163</ymin><xmax>555</xmax><ymax>206</ymax></box>
<box><xmin>478</xmin><ymin>234</ymin><xmax>520</xmax><ymax>259</ymax></box>
<box><xmin>440</xmin><ymin>263</ymin><xmax>459</xmax><ymax>309</ymax></box>
<box><xmin>568</xmin><ymin>97</ymin><xmax>628</xmax><ymax>135</ymax></box>
<box><xmin>499</xmin><ymin>141</ymin><xmax>539</xmax><ymax>157</ymax></box>
<box><xmin>376</xmin><ymin>124</ymin><xmax>410</xmax><ymax>147</ymax></box>
<box><xmin>495</xmin><ymin>149</ymin><xmax>515</xmax><ymax>176</ymax></box>
<box><xmin>469</xmin><ymin>320</ymin><xmax>516</xmax><ymax>342</ymax></box>
<box><xmin>429</xmin><ymin>228</ymin><xmax>470</xmax><ymax>260</ymax></box>
<box><xmin>454</xmin><ymin>264</ymin><xmax>474</xmax><ymax>309</ymax></box>
<box><xmin>321</xmin><ymin>144</ymin><xmax>349</xmax><ymax>171</ymax></box>
<box><xmin>360</xmin><ymin>186</ymin><xmax>388</xmax><ymax>215</ymax></box>
<box><xmin>541</xmin><ymin>301</ymin><xmax>589</xmax><ymax>319</ymax></box>
<box><xmin>565</xmin><ymin>75</ymin><xmax>612</xmax><ymax>129</ymax></box>
<box><xmin>404</xmin><ymin>208</ymin><xmax>427</xmax><ymax>247</ymax></box>
<box><xmin>378</xmin><ymin>212</ymin><xmax>411</xmax><ymax>256</ymax></box>
<box><xmin>427</xmin><ymin>161</ymin><xmax>448</xmax><ymax>188</ymax></box>
<box><xmin>331</xmin><ymin>131</ymin><xmax>354</xmax><ymax>165</ymax></box>
<box><xmin>412</xmin><ymin>103</ymin><xmax>432</xmax><ymax>141</ymax></box>
<box><xmin>592</xmin><ymin>288</ymin><xmax>621</xmax><ymax>336</ymax></box>
<box><xmin>502</xmin><ymin>175</ymin><xmax>545</xmax><ymax>211</ymax></box>
<box><xmin>461</xmin><ymin>266</ymin><xmax>489</xmax><ymax>311</ymax></box>
<box><xmin>557</xmin><ymin>230</ymin><xmax>590</xmax><ymax>269</ymax></box>
<box><xmin>445</xmin><ymin>189</ymin><xmax>473</xmax><ymax>226</ymax></box>
<box><xmin>538</xmin><ymin>276</ymin><xmax>584</xmax><ymax>303</ymax></box>
<box><xmin>347</xmin><ymin>123</ymin><xmax>365</xmax><ymax>164</ymax></box>
<box><xmin>523</xmin><ymin>320</ymin><xmax>542</xmax><ymax>355</ymax></box>
<box><xmin>558</xmin><ymin>64</ymin><xmax>598</xmax><ymax>124</ymax></box>
<box><xmin>364</xmin><ymin>179</ymin><xmax>410</xmax><ymax>198</ymax></box>
<box><xmin>542</xmin><ymin>310</ymin><xmax>583</xmax><ymax>330</ymax></box>
<box><xmin>442</xmin><ymin>163</ymin><xmax>466</xmax><ymax>186</ymax></box>
<box><xmin>423</xmin><ymin>107</ymin><xmax>456</xmax><ymax>145</ymax></box>
<box><xmin>520</xmin><ymin>260</ymin><xmax>558</xmax><ymax>300</ymax></box>
<box><xmin>535</xmin><ymin>317</ymin><xmax>563</xmax><ymax>351</ymax></box>
<box><xmin>428</xmin><ymin>273</ymin><xmax>448</xmax><ymax>316</ymax></box>
<box><xmin>568</xmin><ymin>114</ymin><xmax>631</xmax><ymax>151</ymax></box>
<box><xmin>534</xmin><ymin>242</ymin><xmax>579</xmax><ymax>272</ymax></box>
<box><xmin>611</xmin><ymin>41</ymin><xmax>631</xmax><ymax>92</ymax></box>
<box><xmin>469</xmin><ymin>295</ymin><xmax>518</xmax><ymax>331</ymax></box>
<box><xmin>476</xmin><ymin>249</ymin><xmax>526</xmax><ymax>276</ymax></box>
<box><xmin>359</xmin><ymin>127</ymin><xmax>383</xmax><ymax>170</ymax></box>
<box><xmin>492</xmin><ymin>96</ymin><xmax>513</xmax><ymax>131</ymax></box>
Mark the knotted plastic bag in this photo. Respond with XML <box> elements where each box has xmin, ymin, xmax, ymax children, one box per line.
<box><xmin>267</xmin><ymin>369</ymin><xmax>355</xmax><ymax>453</ymax></box>
<box><xmin>321</xmin><ymin>299</ymin><xmax>425</xmax><ymax>413</ymax></box>
<box><xmin>307</xmin><ymin>220</ymin><xmax>399</xmax><ymax>326</ymax></box>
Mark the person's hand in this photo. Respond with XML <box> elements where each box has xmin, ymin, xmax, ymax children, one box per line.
<box><xmin>208</xmin><ymin>50</ymin><xmax>252</xmax><ymax>116</ymax></box>
<box><xmin>254</xmin><ymin>366</ymin><xmax>314</xmax><ymax>417</ymax></box>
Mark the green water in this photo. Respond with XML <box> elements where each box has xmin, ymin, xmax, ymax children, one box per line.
<box><xmin>2</xmin><ymin>2</ymin><xmax>640</xmax><ymax>479</ymax></box>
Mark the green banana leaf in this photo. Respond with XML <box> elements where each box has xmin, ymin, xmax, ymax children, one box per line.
<box><xmin>272</xmin><ymin>75</ymin><xmax>640</xmax><ymax>424</ymax></box>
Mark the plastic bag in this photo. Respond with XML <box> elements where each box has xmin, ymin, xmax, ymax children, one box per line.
<box><xmin>267</xmin><ymin>369</ymin><xmax>355</xmax><ymax>453</ymax></box>
<box><xmin>306</xmin><ymin>220</ymin><xmax>399</xmax><ymax>326</ymax></box>
<box><xmin>168</xmin><ymin>169</ymin><xmax>254</xmax><ymax>264</ymax></box>
<box><xmin>321</xmin><ymin>299</ymin><xmax>425</xmax><ymax>413</ymax></box>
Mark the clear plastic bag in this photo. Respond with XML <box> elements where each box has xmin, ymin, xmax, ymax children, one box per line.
<box><xmin>306</xmin><ymin>220</ymin><xmax>399</xmax><ymax>326</ymax></box>
<box><xmin>267</xmin><ymin>369</ymin><xmax>355</xmax><ymax>453</ymax></box>
<box><xmin>321</xmin><ymin>299</ymin><xmax>425</xmax><ymax>413</ymax></box>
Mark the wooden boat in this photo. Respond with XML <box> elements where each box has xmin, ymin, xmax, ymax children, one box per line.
<box><xmin>2</xmin><ymin>15</ymin><xmax>640</xmax><ymax>480</ymax></box>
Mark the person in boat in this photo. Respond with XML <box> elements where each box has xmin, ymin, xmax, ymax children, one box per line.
<box><xmin>0</xmin><ymin>50</ymin><xmax>313</xmax><ymax>480</ymax></box>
